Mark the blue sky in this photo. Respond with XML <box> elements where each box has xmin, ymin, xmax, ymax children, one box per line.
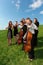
<box><xmin>0</xmin><ymin>0</ymin><xmax>43</xmax><ymax>30</ymax></box>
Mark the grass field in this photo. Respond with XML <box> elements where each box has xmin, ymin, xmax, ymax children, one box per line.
<box><xmin>0</xmin><ymin>25</ymin><xmax>43</xmax><ymax>65</ymax></box>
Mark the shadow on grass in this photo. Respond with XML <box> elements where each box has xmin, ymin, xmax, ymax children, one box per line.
<box><xmin>35</xmin><ymin>37</ymin><xmax>43</xmax><ymax>59</ymax></box>
<box><xmin>35</xmin><ymin>48</ymin><xmax>43</xmax><ymax>59</ymax></box>
<box><xmin>38</xmin><ymin>37</ymin><xmax>43</xmax><ymax>48</ymax></box>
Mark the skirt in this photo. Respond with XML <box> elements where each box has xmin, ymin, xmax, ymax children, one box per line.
<box><xmin>7</xmin><ymin>31</ymin><xmax>13</xmax><ymax>39</ymax></box>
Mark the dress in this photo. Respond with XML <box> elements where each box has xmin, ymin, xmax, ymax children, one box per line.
<box><xmin>14</xmin><ymin>26</ymin><xmax>18</xmax><ymax>36</ymax></box>
<box><xmin>7</xmin><ymin>27</ymin><xmax>13</xmax><ymax>39</ymax></box>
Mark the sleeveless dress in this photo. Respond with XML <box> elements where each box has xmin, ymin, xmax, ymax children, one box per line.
<box><xmin>14</xmin><ymin>26</ymin><xmax>18</xmax><ymax>36</ymax></box>
<box><xmin>7</xmin><ymin>27</ymin><xmax>13</xmax><ymax>39</ymax></box>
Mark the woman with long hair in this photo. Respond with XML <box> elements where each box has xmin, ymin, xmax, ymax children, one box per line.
<box><xmin>13</xmin><ymin>21</ymin><xmax>18</xmax><ymax>44</ymax></box>
<box><xmin>33</xmin><ymin>18</ymin><xmax>39</xmax><ymax>47</ymax></box>
<box><xmin>7</xmin><ymin>21</ymin><xmax>13</xmax><ymax>46</ymax></box>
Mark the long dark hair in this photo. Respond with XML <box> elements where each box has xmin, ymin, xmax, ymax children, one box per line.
<box><xmin>8</xmin><ymin>21</ymin><xmax>12</xmax><ymax>28</ymax></box>
<box><xmin>34</xmin><ymin>18</ymin><xmax>39</xmax><ymax>27</ymax></box>
<box><xmin>34</xmin><ymin>18</ymin><xmax>38</xmax><ymax>22</ymax></box>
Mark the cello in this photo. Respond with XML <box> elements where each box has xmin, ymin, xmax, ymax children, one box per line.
<box><xmin>17</xmin><ymin>24</ymin><xmax>27</xmax><ymax>45</ymax></box>
<box><xmin>23</xmin><ymin>31</ymin><xmax>32</xmax><ymax>52</ymax></box>
<box><xmin>17</xmin><ymin>29</ymin><xmax>23</xmax><ymax>44</ymax></box>
<box><xmin>17</xmin><ymin>21</ymin><xmax>27</xmax><ymax>45</ymax></box>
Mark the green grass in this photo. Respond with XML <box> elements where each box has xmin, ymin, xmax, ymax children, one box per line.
<box><xmin>0</xmin><ymin>25</ymin><xmax>43</xmax><ymax>65</ymax></box>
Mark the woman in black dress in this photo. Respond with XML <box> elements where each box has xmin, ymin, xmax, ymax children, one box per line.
<box><xmin>13</xmin><ymin>21</ymin><xmax>18</xmax><ymax>43</ymax></box>
<box><xmin>33</xmin><ymin>18</ymin><xmax>39</xmax><ymax>47</ymax></box>
<box><xmin>7</xmin><ymin>21</ymin><xmax>13</xmax><ymax>45</ymax></box>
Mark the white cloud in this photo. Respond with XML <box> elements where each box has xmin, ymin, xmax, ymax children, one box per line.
<box><xmin>40</xmin><ymin>10</ymin><xmax>43</xmax><ymax>14</ymax></box>
<box><xmin>29</xmin><ymin>0</ymin><xmax>43</xmax><ymax>10</ymax></box>
<box><xmin>11</xmin><ymin>0</ymin><xmax>21</xmax><ymax>10</ymax></box>
<box><xmin>15</xmin><ymin>0</ymin><xmax>21</xmax><ymax>10</ymax></box>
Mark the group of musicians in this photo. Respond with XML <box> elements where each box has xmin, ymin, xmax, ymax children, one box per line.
<box><xmin>7</xmin><ymin>17</ymin><xmax>39</xmax><ymax>61</ymax></box>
